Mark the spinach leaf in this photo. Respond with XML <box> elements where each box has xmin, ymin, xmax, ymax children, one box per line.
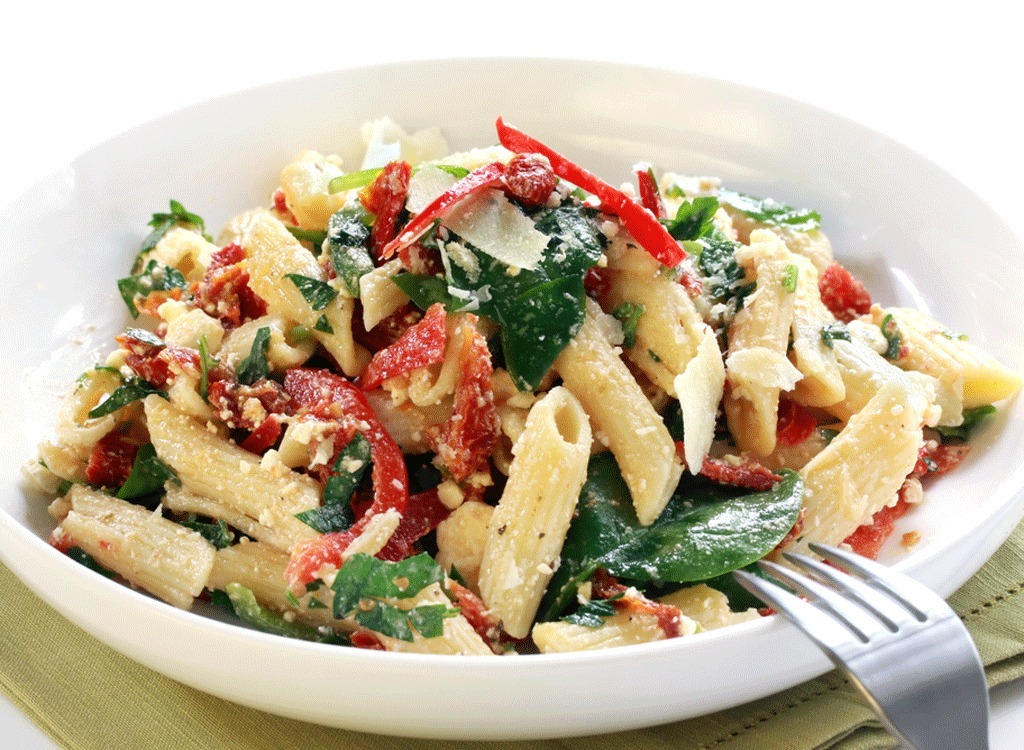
<box><xmin>295</xmin><ymin>433</ymin><xmax>371</xmax><ymax>533</ymax></box>
<box><xmin>935</xmin><ymin>404</ymin><xmax>997</xmax><ymax>441</ymax></box>
<box><xmin>285</xmin><ymin>274</ymin><xmax>338</xmax><ymax>311</ymax></box>
<box><xmin>560</xmin><ymin>597</ymin><xmax>618</xmax><ymax>628</ymax></box>
<box><xmin>179</xmin><ymin>516</ymin><xmax>232</xmax><ymax>549</ymax></box>
<box><xmin>693</xmin><ymin>231</ymin><xmax>754</xmax><ymax>313</ymax></box>
<box><xmin>539</xmin><ymin>453</ymin><xmax>804</xmax><ymax>621</ymax></box>
<box><xmin>67</xmin><ymin>547</ymin><xmax>115</xmax><ymax>578</ymax></box>
<box><xmin>286</xmin><ymin>226</ymin><xmax>328</xmax><ymax>246</ymax></box>
<box><xmin>880</xmin><ymin>314</ymin><xmax>902</xmax><ymax>360</ymax></box>
<box><xmin>224</xmin><ymin>583</ymin><xmax>337</xmax><ymax>642</ymax></box>
<box><xmin>718</xmin><ymin>189</ymin><xmax>821</xmax><ymax>233</ymax></box>
<box><xmin>663</xmin><ymin>196</ymin><xmax>719</xmax><ymax>241</ymax></box>
<box><xmin>327</xmin><ymin>206</ymin><xmax>374</xmax><ymax>297</ymax></box>
<box><xmin>116</xmin><ymin>443</ymin><xmax>179</xmax><ymax>501</ymax></box>
<box><xmin>236</xmin><ymin>327</ymin><xmax>272</xmax><ymax>385</ymax></box>
<box><xmin>88</xmin><ymin>378</ymin><xmax>166</xmax><ymax>419</ymax></box>
<box><xmin>135</xmin><ymin>200</ymin><xmax>210</xmax><ymax>267</ymax></box>
<box><xmin>117</xmin><ymin>259</ymin><xmax>188</xmax><ymax>319</ymax></box>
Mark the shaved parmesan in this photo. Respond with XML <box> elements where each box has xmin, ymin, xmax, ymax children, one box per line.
<box><xmin>726</xmin><ymin>347</ymin><xmax>802</xmax><ymax>400</ymax></box>
<box><xmin>360</xmin><ymin>117</ymin><xmax>448</xmax><ymax>170</ymax></box>
<box><xmin>406</xmin><ymin>164</ymin><xmax>458</xmax><ymax>214</ymax></box>
<box><xmin>443</xmin><ymin>189</ymin><xmax>548</xmax><ymax>271</ymax></box>
<box><xmin>674</xmin><ymin>328</ymin><xmax>726</xmax><ymax>474</ymax></box>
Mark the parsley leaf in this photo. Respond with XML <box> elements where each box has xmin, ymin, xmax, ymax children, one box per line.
<box><xmin>117</xmin><ymin>259</ymin><xmax>188</xmax><ymax>319</ymax></box>
<box><xmin>880</xmin><ymin>314</ymin><xmax>902</xmax><ymax>360</ymax></box>
<box><xmin>313</xmin><ymin>314</ymin><xmax>334</xmax><ymax>334</ymax></box>
<box><xmin>116</xmin><ymin>443</ymin><xmax>179</xmax><ymax>502</ymax></box>
<box><xmin>663</xmin><ymin>196</ymin><xmax>719</xmax><ymax>241</ymax></box>
<box><xmin>935</xmin><ymin>404</ymin><xmax>997</xmax><ymax>441</ymax></box>
<box><xmin>718</xmin><ymin>189</ymin><xmax>821</xmax><ymax>233</ymax></box>
<box><xmin>820</xmin><ymin>322</ymin><xmax>852</xmax><ymax>349</ymax></box>
<box><xmin>611</xmin><ymin>302</ymin><xmax>645</xmax><ymax>349</ymax></box>
<box><xmin>136</xmin><ymin>200</ymin><xmax>210</xmax><ymax>267</ymax></box>
<box><xmin>295</xmin><ymin>433</ymin><xmax>371</xmax><ymax>533</ymax></box>
<box><xmin>88</xmin><ymin>378</ymin><xmax>166</xmax><ymax>419</ymax></box>
<box><xmin>236</xmin><ymin>327</ymin><xmax>272</xmax><ymax>385</ymax></box>
<box><xmin>285</xmin><ymin>274</ymin><xmax>338</xmax><ymax>311</ymax></box>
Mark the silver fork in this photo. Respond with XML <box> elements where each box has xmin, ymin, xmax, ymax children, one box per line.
<box><xmin>733</xmin><ymin>543</ymin><xmax>989</xmax><ymax>750</ymax></box>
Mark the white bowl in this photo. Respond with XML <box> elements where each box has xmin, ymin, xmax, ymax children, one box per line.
<box><xmin>1</xmin><ymin>59</ymin><xmax>1023</xmax><ymax>740</ymax></box>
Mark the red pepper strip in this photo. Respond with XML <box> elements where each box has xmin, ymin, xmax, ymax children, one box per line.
<box><xmin>361</xmin><ymin>161</ymin><xmax>412</xmax><ymax>260</ymax></box>
<box><xmin>239</xmin><ymin>415</ymin><xmax>283</xmax><ymax>455</ymax></box>
<box><xmin>448</xmin><ymin>579</ymin><xmax>501</xmax><ymax>650</ymax></box>
<box><xmin>634</xmin><ymin>164</ymin><xmax>664</xmax><ymax>219</ymax></box>
<box><xmin>379</xmin><ymin>162</ymin><xmax>507</xmax><ymax>259</ymax></box>
<box><xmin>776</xmin><ymin>397</ymin><xmax>818</xmax><ymax>447</ymax></box>
<box><xmin>359</xmin><ymin>302</ymin><xmax>448</xmax><ymax>390</ymax></box>
<box><xmin>86</xmin><ymin>431</ymin><xmax>141</xmax><ymax>488</ymax></box>
<box><xmin>495</xmin><ymin>117</ymin><xmax>684</xmax><ymax>267</ymax></box>
<box><xmin>375</xmin><ymin>488</ymin><xmax>451</xmax><ymax>562</ymax></box>
<box><xmin>283</xmin><ymin>369</ymin><xmax>410</xmax><ymax>588</ymax></box>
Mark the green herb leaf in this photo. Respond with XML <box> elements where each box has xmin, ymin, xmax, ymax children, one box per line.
<box><xmin>179</xmin><ymin>516</ymin><xmax>232</xmax><ymax>549</ymax></box>
<box><xmin>88</xmin><ymin>378</ymin><xmax>166</xmax><ymax>419</ymax></box>
<box><xmin>295</xmin><ymin>433</ymin><xmax>371</xmax><ymax>533</ymax></box>
<box><xmin>117</xmin><ymin>259</ymin><xmax>188</xmax><ymax>319</ymax></box>
<box><xmin>285</xmin><ymin>274</ymin><xmax>338</xmax><ymax>311</ymax></box>
<box><xmin>560</xmin><ymin>597</ymin><xmax>617</xmax><ymax>628</ymax></box>
<box><xmin>67</xmin><ymin>547</ymin><xmax>115</xmax><ymax>578</ymax></box>
<box><xmin>693</xmin><ymin>231</ymin><xmax>754</xmax><ymax>313</ymax></box>
<box><xmin>286</xmin><ymin>226</ymin><xmax>328</xmax><ymax>246</ymax></box>
<box><xmin>718</xmin><ymin>189</ymin><xmax>821</xmax><ymax>233</ymax></box>
<box><xmin>820</xmin><ymin>322</ymin><xmax>852</xmax><ymax>349</ymax></box>
<box><xmin>328</xmin><ymin>168</ymin><xmax>384</xmax><ymax>194</ymax></box>
<box><xmin>236</xmin><ymin>327</ymin><xmax>272</xmax><ymax>385</ymax></box>
<box><xmin>224</xmin><ymin>583</ymin><xmax>337</xmax><ymax>642</ymax></box>
<box><xmin>880</xmin><ymin>314</ymin><xmax>902</xmax><ymax>361</ymax></box>
<box><xmin>539</xmin><ymin>453</ymin><xmax>804</xmax><ymax>621</ymax></box>
<box><xmin>197</xmin><ymin>335</ymin><xmax>217</xmax><ymax>401</ymax></box>
<box><xmin>313</xmin><ymin>314</ymin><xmax>334</xmax><ymax>334</ymax></box>
<box><xmin>136</xmin><ymin>200</ymin><xmax>210</xmax><ymax>266</ymax></box>
<box><xmin>935</xmin><ymin>404</ymin><xmax>997</xmax><ymax>441</ymax></box>
<box><xmin>782</xmin><ymin>264</ymin><xmax>799</xmax><ymax>293</ymax></box>
<box><xmin>663</xmin><ymin>196</ymin><xmax>719</xmax><ymax>241</ymax></box>
<box><xmin>327</xmin><ymin>206</ymin><xmax>374</xmax><ymax>297</ymax></box>
<box><xmin>434</xmin><ymin>164</ymin><xmax>471</xmax><ymax>179</ymax></box>
<box><xmin>331</xmin><ymin>552</ymin><xmax>446</xmax><ymax>619</ymax></box>
<box><xmin>116</xmin><ymin>443</ymin><xmax>179</xmax><ymax>501</ymax></box>
<box><xmin>611</xmin><ymin>303</ymin><xmax>645</xmax><ymax>349</ymax></box>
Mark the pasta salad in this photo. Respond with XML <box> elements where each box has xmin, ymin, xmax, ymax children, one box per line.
<box><xmin>28</xmin><ymin>117</ymin><xmax>1021</xmax><ymax>655</ymax></box>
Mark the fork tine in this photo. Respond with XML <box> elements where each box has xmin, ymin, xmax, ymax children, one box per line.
<box><xmin>809</xmin><ymin>543</ymin><xmax>931</xmax><ymax>620</ymax></box>
<box><xmin>757</xmin><ymin>560</ymin><xmax>890</xmax><ymax>643</ymax></box>
<box><xmin>732</xmin><ymin>570</ymin><xmax>863</xmax><ymax>653</ymax></box>
<box><xmin>782</xmin><ymin>552</ymin><xmax>913</xmax><ymax>632</ymax></box>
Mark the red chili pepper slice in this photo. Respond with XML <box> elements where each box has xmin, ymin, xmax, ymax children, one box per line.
<box><xmin>495</xmin><ymin>117</ymin><xmax>684</xmax><ymax>267</ymax></box>
<box><xmin>427</xmin><ymin>318</ymin><xmax>501</xmax><ymax>483</ymax></box>
<box><xmin>361</xmin><ymin>161</ymin><xmax>412</xmax><ymax>260</ymax></box>
<box><xmin>818</xmin><ymin>262</ymin><xmax>872</xmax><ymax>323</ymax></box>
<box><xmin>359</xmin><ymin>303</ymin><xmax>448</xmax><ymax>390</ymax></box>
<box><xmin>380</xmin><ymin>162</ymin><xmax>507</xmax><ymax>259</ymax></box>
<box><xmin>776</xmin><ymin>397</ymin><xmax>818</xmax><ymax>447</ymax></box>
<box><xmin>634</xmin><ymin>164</ymin><xmax>664</xmax><ymax>219</ymax></box>
<box><xmin>283</xmin><ymin>369</ymin><xmax>410</xmax><ymax>588</ymax></box>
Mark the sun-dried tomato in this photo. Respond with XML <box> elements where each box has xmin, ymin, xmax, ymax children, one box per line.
<box><xmin>591</xmin><ymin>569</ymin><xmax>684</xmax><ymax>638</ymax></box>
<box><xmin>427</xmin><ymin>319</ymin><xmax>501</xmax><ymax>483</ymax></box>
<box><xmin>818</xmin><ymin>262</ymin><xmax>872</xmax><ymax>323</ymax></box>
<box><xmin>193</xmin><ymin>244</ymin><xmax>267</xmax><ymax>329</ymax></box>
<box><xmin>584</xmin><ymin>266</ymin><xmax>611</xmax><ymax>301</ymax></box>
<box><xmin>272</xmin><ymin>188</ymin><xmax>298</xmax><ymax>225</ymax></box>
<box><xmin>844</xmin><ymin>496</ymin><xmax>912</xmax><ymax>560</ymax></box>
<box><xmin>135</xmin><ymin>288</ymin><xmax>185</xmax><ymax>317</ymax></box>
<box><xmin>374</xmin><ymin>488</ymin><xmax>451</xmax><ymax>562</ymax></box>
<box><xmin>398</xmin><ymin>242</ymin><xmax>444</xmax><ymax>276</ymax></box>
<box><xmin>85</xmin><ymin>431</ymin><xmax>140</xmax><ymax>488</ymax></box>
<box><xmin>912</xmin><ymin>442</ymin><xmax>970</xmax><ymax>478</ymax></box>
<box><xmin>503</xmin><ymin>152</ymin><xmax>557</xmax><ymax>208</ymax></box>
<box><xmin>207</xmin><ymin>379</ymin><xmax>289</xmax><ymax>430</ymax></box>
<box><xmin>361</xmin><ymin>160</ymin><xmax>412</xmax><ymax>259</ymax></box>
<box><xmin>360</xmin><ymin>303</ymin><xmax>448</xmax><ymax>390</ymax></box>
<box><xmin>352</xmin><ymin>304</ymin><xmax>422</xmax><ymax>353</ymax></box>
<box><xmin>675</xmin><ymin>442</ymin><xmax>783</xmax><ymax>491</ymax></box>
<box><xmin>448</xmin><ymin>579</ymin><xmax>502</xmax><ymax>651</ymax></box>
<box><xmin>776</xmin><ymin>397</ymin><xmax>817</xmax><ymax>447</ymax></box>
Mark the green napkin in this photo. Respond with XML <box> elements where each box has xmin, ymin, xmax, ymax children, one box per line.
<box><xmin>4</xmin><ymin>523</ymin><xmax>1024</xmax><ymax>750</ymax></box>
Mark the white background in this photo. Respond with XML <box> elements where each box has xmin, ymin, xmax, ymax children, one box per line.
<box><xmin>1</xmin><ymin>1</ymin><xmax>1022</xmax><ymax>747</ymax></box>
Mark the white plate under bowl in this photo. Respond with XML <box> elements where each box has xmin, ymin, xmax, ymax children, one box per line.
<box><xmin>1</xmin><ymin>59</ymin><xmax>1023</xmax><ymax>740</ymax></box>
